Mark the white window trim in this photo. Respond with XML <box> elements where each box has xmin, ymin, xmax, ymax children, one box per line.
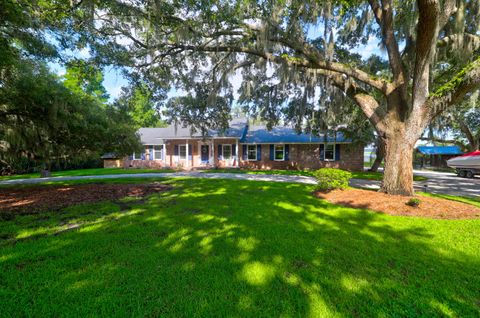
<box><xmin>222</xmin><ymin>144</ymin><xmax>232</xmax><ymax>160</ymax></box>
<box><xmin>324</xmin><ymin>143</ymin><xmax>335</xmax><ymax>161</ymax></box>
<box><xmin>153</xmin><ymin>145</ymin><xmax>164</xmax><ymax>161</ymax></box>
<box><xmin>246</xmin><ymin>144</ymin><xmax>257</xmax><ymax>161</ymax></box>
<box><xmin>132</xmin><ymin>152</ymin><xmax>136</xmax><ymax>160</ymax></box>
<box><xmin>274</xmin><ymin>144</ymin><xmax>285</xmax><ymax>161</ymax></box>
<box><xmin>179</xmin><ymin>145</ymin><xmax>187</xmax><ymax>160</ymax></box>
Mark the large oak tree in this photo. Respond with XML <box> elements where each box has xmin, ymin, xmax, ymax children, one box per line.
<box><xmin>74</xmin><ymin>0</ymin><xmax>480</xmax><ymax>195</ymax></box>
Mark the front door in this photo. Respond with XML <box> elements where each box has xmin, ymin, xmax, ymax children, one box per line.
<box><xmin>201</xmin><ymin>145</ymin><xmax>209</xmax><ymax>162</ymax></box>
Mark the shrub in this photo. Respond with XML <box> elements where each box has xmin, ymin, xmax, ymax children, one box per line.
<box><xmin>313</xmin><ymin>168</ymin><xmax>352</xmax><ymax>191</ymax></box>
<box><xmin>406</xmin><ymin>198</ymin><xmax>421</xmax><ymax>207</ymax></box>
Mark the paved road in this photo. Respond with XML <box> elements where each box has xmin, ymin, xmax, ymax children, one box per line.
<box><xmin>1</xmin><ymin>170</ymin><xmax>478</xmax><ymax>197</ymax></box>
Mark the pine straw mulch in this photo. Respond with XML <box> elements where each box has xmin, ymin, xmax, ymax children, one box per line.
<box><xmin>314</xmin><ymin>188</ymin><xmax>480</xmax><ymax>219</ymax></box>
<box><xmin>0</xmin><ymin>183</ymin><xmax>171</xmax><ymax>217</ymax></box>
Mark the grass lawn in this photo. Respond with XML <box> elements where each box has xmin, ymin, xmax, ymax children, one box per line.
<box><xmin>205</xmin><ymin>168</ymin><xmax>428</xmax><ymax>181</ymax></box>
<box><xmin>1</xmin><ymin>178</ymin><xmax>478</xmax><ymax>317</ymax></box>
<box><xmin>0</xmin><ymin>167</ymin><xmax>176</xmax><ymax>181</ymax></box>
<box><xmin>419</xmin><ymin>192</ymin><xmax>480</xmax><ymax>208</ymax></box>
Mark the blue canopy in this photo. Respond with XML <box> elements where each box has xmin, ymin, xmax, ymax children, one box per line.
<box><xmin>417</xmin><ymin>146</ymin><xmax>463</xmax><ymax>155</ymax></box>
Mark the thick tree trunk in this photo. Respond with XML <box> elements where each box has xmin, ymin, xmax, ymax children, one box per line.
<box><xmin>380</xmin><ymin>135</ymin><xmax>415</xmax><ymax>196</ymax></box>
<box><xmin>369</xmin><ymin>138</ymin><xmax>385</xmax><ymax>172</ymax></box>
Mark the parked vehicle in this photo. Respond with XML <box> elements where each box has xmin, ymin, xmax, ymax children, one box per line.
<box><xmin>446</xmin><ymin>150</ymin><xmax>480</xmax><ymax>178</ymax></box>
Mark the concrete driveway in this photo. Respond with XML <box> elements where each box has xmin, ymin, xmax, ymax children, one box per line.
<box><xmin>1</xmin><ymin>169</ymin><xmax>478</xmax><ymax>198</ymax></box>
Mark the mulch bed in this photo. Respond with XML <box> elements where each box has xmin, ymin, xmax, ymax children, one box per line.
<box><xmin>314</xmin><ymin>188</ymin><xmax>480</xmax><ymax>219</ymax></box>
<box><xmin>0</xmin><ymin>183</ymin><xmax>171</xmax><ymax>216</ymax></box>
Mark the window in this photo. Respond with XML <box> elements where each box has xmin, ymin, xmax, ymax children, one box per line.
<box><xmin>133</xmin><ymin>151</ymin><xmax>145</xmax><ymax>160</ymax></box>
<box><xmin>179</xmin><ymin>145</ymin><xmax>187</xmax><ymax>159</ymax></box>
<box><xmin>222</xmin><ymin>145</ymin><xmax>232</xmax><ymax>160</ymax></box>
<box><xmin>324</xmin><ymin>144</ymin><xmax>335</xmax><ymax>161</ymax></box>
<box><xmin>274</xmin><ymin>144</ymin><xmax>285</xmax><ymax>161</ymax></box>
<box><xmin>247</xmin><ymin>145</ymin><xmax>257</xmax><ymax>161</ymax></box>
<box><xmin>154</xmin><ymin>145</ymin><xmax>164</xmax><ymax>160</ymax></box>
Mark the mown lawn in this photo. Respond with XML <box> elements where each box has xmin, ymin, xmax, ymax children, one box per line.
<box><xmin>1</xmin><ymin>178</ymin><xmax>478</xmax><ymax>317</ymax></box>
<box><xmin>0</xmin><ymin>167</ymin><xmax>176</xmax><ymax>181</ymax></box>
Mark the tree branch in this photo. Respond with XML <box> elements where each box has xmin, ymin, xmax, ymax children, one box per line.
<box><xmin>428</xmin><ymin>57</ymin><xmax>480</xmax><ymax>119</ymax></box>
<box><xmin>369</xmin><ymin>0</ymin><xmax>406</xmax><ymax>87</ymax></box>
<box><xmin>412</xmin><ymin>0</ymin><xmax>440</xmax><ymax>110</ymax></box>
<box><xmin>162</xmin><ymin>42</ymin><xmax>390</xmax><ymax>93</ymax></box>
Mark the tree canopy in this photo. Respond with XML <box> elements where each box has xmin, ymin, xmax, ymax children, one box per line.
<box><xmin>70</xmin><ymin>0</ymin><xmax>480</xmax><ymax>195</ymax></box>
<box><xmin>0</xmin><ymin>0</ymin><xmax>142</xmax><ymax>174</ymax></box>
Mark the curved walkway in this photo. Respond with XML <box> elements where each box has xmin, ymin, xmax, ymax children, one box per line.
<box><xmin>1</xmin><ymin>171</ymin><xmax>478</xmax><ymax>197</ymax></box>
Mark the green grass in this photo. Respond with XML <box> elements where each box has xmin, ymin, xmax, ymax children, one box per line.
<box><xmin>351</xmin><ymin>171</ymin><xmax>428</xmax><ymax>182</ymax></box>
<box><xmin>205</xmin><ymin>168</ymin><xmax>428</xmax><ymax>181</ymax></box>
<box><xmin>204</xmin><ymin>168</ymin><xmax>314</xmax><ymax>177</ymax></box>
<box><xmin>0</xmin><ymin>167</ymin><xmax>176</xmax><ymax>181</ymax></box>
<box><xmin>1</xmin><ymin>178</ymin><xmax>478</xmax><ymax>317</ymax></box>
<box><xmin>419</xmin><ymin>192</ymin><xmax>480</xmax><ymax>208</ymax></box>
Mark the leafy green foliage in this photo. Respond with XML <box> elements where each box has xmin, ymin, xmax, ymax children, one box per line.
<box><xmin>0</xmin><ymin>59</ymin><xmax>141</xmax><ymax>174</ymax></box>
<box><xmin>115</xmin><ymin>83</ymin><xmax>164</xmax><ymax>128</ymax></box>
<box><xmin>313</xmin><ymin>168</ymin><xmax>352</xmax><ymax>190</ymax></box>
<box><xmin>406</xmin><ymin>198</ymin><xmax>421</xmax><ymax>207</ymax></box>
<box><xmin>63</xmin><ymin>60</ymin><xmax>109</xmax><ymax>103</ymax></box>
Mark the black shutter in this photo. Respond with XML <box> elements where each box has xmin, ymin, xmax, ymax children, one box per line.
<box><xmin>319</xmin><ymin>144</ymin><xmax>325</xmax><ymax>161</ymax></box>
<box><xmin>232</xmin><ymin>144</ymin><xmax>236</xmax><ymax>156</ymax></box>
<box><xmin>257</xmin><ymin>144</ymin><xmax>262</xmax><ymax>160</ymax></box>
<box><xmin>242</xmin><ymin>145</ymin><xmax>247</xmax><ymax>160</ymax></box>
<box><xmin>269</xmin><ymin>144</ymin><xmax>274</xmax><ymax>160</ymax></box>
<box><xmin>285</xmin><ymin>144</ymin><xmax>290</xmax><ymax>161</ymax></box>
<box><xmin>335</xmin><ymin>144</ymin><xmax>341</xmax><ymax>161</ymax></box>
<box><xmin>174</xmin><ymin>145</ymin><xmax>179</xmax><ymax>156</ymax></box>
<box><xmin>218</xmin><ymin>144</ymin><xmax>222</xmax><ymax>159</ymax></box>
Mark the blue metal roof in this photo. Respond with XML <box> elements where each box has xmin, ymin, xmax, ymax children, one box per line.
<box><xmin>417</xmin><ymin>146</ymin><xmax>463</xmax><ymax>155</ymax></box>
<box><xmin>240</xmin><ymin>125</ymin><xmax>349</xmax><ymax>143</ymax></box>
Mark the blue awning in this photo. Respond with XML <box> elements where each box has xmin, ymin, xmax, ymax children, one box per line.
<box><xmin>417</xmin><ymin>146</ymin><xmax>463</xmax><ymax>155</ymax></box>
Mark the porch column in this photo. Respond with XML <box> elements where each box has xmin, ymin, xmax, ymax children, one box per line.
<box><xmin>236</xmin><ymin>140</ymin><xmax>239</xmax><ymax>167</ymax></box>
<box><xmin>186</xmin><ymin>141</ymin><xmax>189</xmax><ymax>168</ymax></box>
<box><xmin>211</xmin><ymin>140</ymin><xmax>215</xmax><ymax>166</ymax></box>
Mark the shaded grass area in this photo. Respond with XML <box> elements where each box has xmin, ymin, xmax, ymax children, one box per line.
<box><xmin>1</xmin><ymin>178</ymin><xmax>479</xmax><ymax>317</ymax></box>
<box><xmin>0</xmin><ymin>177</ymin><xmax>171</xmax><ymax>189</ymax></box>
<box><xmin>204</xmin><ymin>168</ymin><xmax>428</xmax><ymax>181</ymax></box>
<box><xmin>0</xmin><ymin>167</ymin><xmax>176</xmax><ymax>181</ymax></box>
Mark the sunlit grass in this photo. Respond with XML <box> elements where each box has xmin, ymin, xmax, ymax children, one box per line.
<box><xmin>0</xmin><ymin>178</ymin><xmax>478</xmax><ymax>317</ymax></box>
<box><xmin>419</xmin><ymin>192</ymin><xmax>480</xmax><ymax>207</ymax></box>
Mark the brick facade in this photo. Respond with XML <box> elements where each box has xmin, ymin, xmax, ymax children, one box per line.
<box><xmin>239</xmin><ymin>143</ymin><xmax>364</xmax><ymax>171</ymax></box>
<box><xmin>117</xmin><ymin>140</ymin><xmax>364</xmax><ymax>172</ymax></box>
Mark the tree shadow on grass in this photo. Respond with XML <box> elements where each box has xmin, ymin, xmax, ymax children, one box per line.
<box><xmin>0</xmin><ymin>178</ymin><xmax>479</xmax><ymax>317</ymax></box>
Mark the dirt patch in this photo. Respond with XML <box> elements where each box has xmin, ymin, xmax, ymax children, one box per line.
<box><xmin>0</xmin><ymin>183</ymin><xmax>171</xmax><ymax>216</ymax></box>
<box><xmin>314</xmin><ymin>188</ymin><xmax>480</xmax><ymax>219</ymax></box>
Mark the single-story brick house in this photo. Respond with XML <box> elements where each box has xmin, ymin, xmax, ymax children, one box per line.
<box><xmin>114</xmin><ymin>118</ymin><xmax>364</xmax><ymax>171</ymax></box>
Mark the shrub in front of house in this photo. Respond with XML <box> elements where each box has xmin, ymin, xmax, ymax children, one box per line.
<box><xmin>313</xmin><ymin>168</ymin><xmax>352</xmax><ymax>191</ymax></box>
